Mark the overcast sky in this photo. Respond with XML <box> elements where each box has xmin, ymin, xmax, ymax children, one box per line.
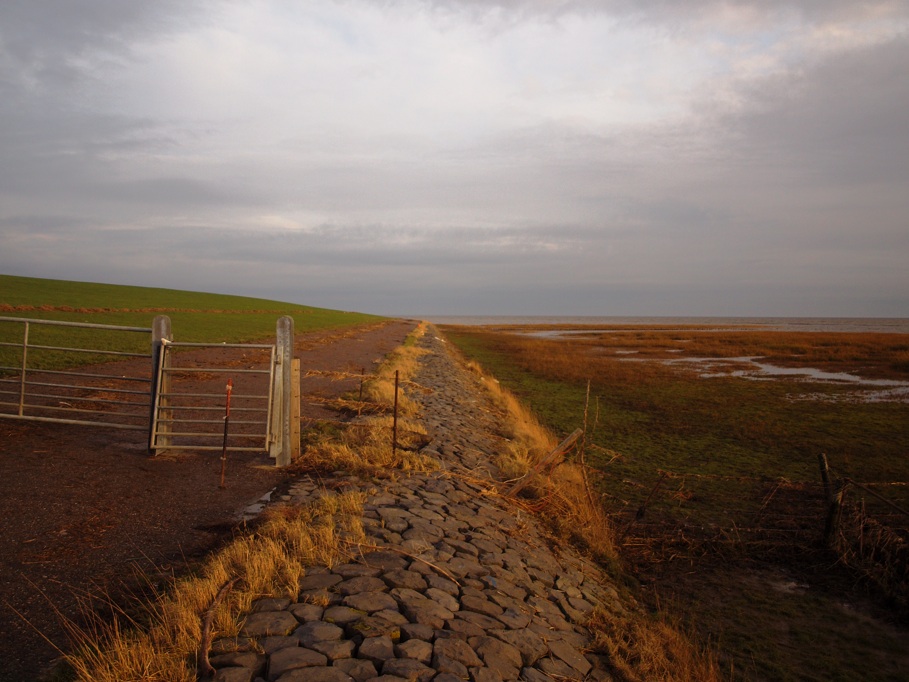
<box><xmin>1</xmin><ymin>1</ymin><xmax>907</xmax><ymax>317</ymax></box>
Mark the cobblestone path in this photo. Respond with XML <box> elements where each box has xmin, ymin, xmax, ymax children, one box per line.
<box><xmin>212</xmin><ymin>327</ymin><xmax>620</xmax><ymax>682</ymax></box>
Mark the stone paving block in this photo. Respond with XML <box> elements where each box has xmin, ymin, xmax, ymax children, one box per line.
<box><xmin>436</xmin><ymin>636</ymin><xmax>484</xmax><ymax>667</ymax></box>
<box><xmin>214</xmin><ymin>667</ymin><xmax>257</xmax><ymax>682</ymax></box>
<box><xmin>402</xmin><ymin>599</ymin><xmax>455</xmax><ymax>629</ymax></box>
<box><xmin>433</xmin><ymin>653</ymin><xmax>469</xmax><ymax>678</ymax></box>
<box><xmin>334</xmin><ymin>657</ymin><xmax>379</xmax><ymax>682</ymax></box>
<box><xmin>209</xmin><ymin>651</ymin><xmax>264</xmax><ymax>670</ymax></box>
<box><xmin>296</xmin><ymin>621</ymin><xmax>344</xmax><ymax>648</ymax></box>
<box><xmin>252</xmin><ymin>598</ymin><xmax>292</xmax><ymax>613</ymax></box>
<box><xmin>395</xmin><ymin>638</ymin><xmax>433</xmax><ymax>664</ymax></box>
<box><xmin>311</xmin><ymin>638</ymin><xmax>356</xmax><ymax>661</ymax></box>
<box><xmin>274</xmin><ymin>665</ymin><xmax>354</xmax><ymax>682</ymax></box>
<box><xmin>344</xmin><ymin>591</ymin><xmax>399</xmax><ymax>613</ymax></box>
<box><xmin>445</xmin><ymin>618</ymin><xmax>485</xmax><ymax>638</ymax></box>
<box><xmin>520</xmin><ymin>666</ymin><xmax>555</xmax><ymax>682</ymax></box>
<box><xmin>358</xmin><ymin>635</ymin><xmax>395</xmax><ymax>665</ymax></box>
<box><xmin>424</xmin><ymin>574</ymin><xmax>459</xmax><ymax>596</ymax></box>
<box><xmin>382</xmin><ymin>569</ymin><xmax>429</xmax><ymax>590</ymax></box>
<box><xmin>324</xmin><ymin>605</ymin><xmax>368</xmax><ymax>625</ymax></box>
<box><xmin>289</xmin><ymin>603</ymin><xmax>324</xmax><ymax>622</ymax></box>
<box><xmin>538</xmin><ymin>656</ymin><xmax>584</xmax><ymax>681</ymax></box>
<box><xmin>461</xmin><ymin>595</ymin><xmax>504</xmax><ymax>618</ymax></box>
<box><xmin>382</xmin><ymin>657</ymin><xmax>436</xmax><ymax>681</ymax></box>
<box><xmin>472</xmin><ymin>636</ymin><xmax>522</xmax><ymax>679</ymax></box>
<box><xmin>268</xmin><ymin>646</ymin><xmax>328</xmax><ymax>680</ymax></box>
<box><xmin>338</xmin><ymin>576</ymin><xmax>387</xmax><ymax>595</ymax></box>
<box><xmin>399</xmin><ymin>622</ymin><xmax>434</xmax><ymax>642</ymax></box>
<box><xmin>470</xmin><ymin>666</ymin><xmax>505</xmax><ymax>682</ymax></box>
<box><xmin>490</xmin><ymin>628</ymin><xmax>548</xmax><ymax>667</ymax></box>
<box><xmin>260</xmin><ymin>636</ymin><xmax>301</xmax><ymax>655</ymax></box>
<box><xmin>361</xmin><ymin>551</ymin><xmax>410</xmax><ymax>571</ymax></box>
<box><xmin>334</xmin><ymin>564</ymin><xmax>384</xmax><ymax>578</ymax></box>
<box><xmin>300</xmin><ymin>574</ymin><xmax>344</xmax><ymax>591</ymax></box>
<box><xmin>545</xmin><ymin>640</ymin><xmax>592</xmax><ymax>677</ymax></box>
<box><xmin>454</xmin><ymin>610</ymin><xmax>505</xmax><ymax>630</ymax></box>
<box><xmin>434</xmin><ymin>674</ymin><xmax>463</xmax><ymax>682</ymax></box>
<box><xmin>241</xmin><ymin>611</ymin><xmax>300</xmax><ymax>637</ymax></box>
<box><xmin>424</xmin><ymin>587</ymin><xmax>459</xmax><ymax>612</ymax></box>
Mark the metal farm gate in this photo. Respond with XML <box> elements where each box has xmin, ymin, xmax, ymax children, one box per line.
<box><xmin>0</xmin><ymin>316</ymin><xmax>156</xmax><ymax>431</ymax></box>
<box><xmin>149</xmin><ymin>340</ymin><xmax>277</xmax><ymax>454</ymax></box>
<box><xmin>0</xmin><ymin>315</ymin><xmax>297</xmax><ymax>466</ymax></box>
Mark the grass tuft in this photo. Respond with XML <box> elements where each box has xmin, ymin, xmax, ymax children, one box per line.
<box><xmin>587</xmin><ymin>607</ymin><xmax>723</xmax><ymax>682</ymax></box>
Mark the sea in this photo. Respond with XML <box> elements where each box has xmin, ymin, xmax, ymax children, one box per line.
<box><xmin>423</xmin><ymin>316</ymin><xmax>909</xmax><ymax>334</ymax></box>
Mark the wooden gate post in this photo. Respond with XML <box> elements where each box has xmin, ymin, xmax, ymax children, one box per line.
<box><xmin>269</xmin><ymin>316</ymin><xmax>295</xmax><ymax>466</ymax></box>
<box><xmin>291</xmin><ymin>358</ymin><xmax>301</xmax><ymax>461</ymax></box>
<box><xmin>149</xmin><ymin>315</ymin><xmax>172</xmax><ymax>454</ymax></box>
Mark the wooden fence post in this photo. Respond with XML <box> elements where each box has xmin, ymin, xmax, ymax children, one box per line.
<box><xmin>824</xmin><ymin>483</ymin><xmax>847</xmax><ymax>549</ymax></box>
<box><xmin>291</xmin><ymin>358</ymin><xmax>301</xmax><ymax>461</ymax></box>
<box><xmin>818</xmin><ymin>453</ymin><xmax>833</xmax><ymax>503</ymax></box>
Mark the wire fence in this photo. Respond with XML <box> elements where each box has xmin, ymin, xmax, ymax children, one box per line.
<box><xmin>599</xmin><ymin>456</ymin><xmax>909</xmax><ymax>614</ymax></box>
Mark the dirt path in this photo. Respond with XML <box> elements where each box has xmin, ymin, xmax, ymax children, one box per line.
<box><xmin>0</xmin><ymin>319</ymin><xmax>416</xmax><ymax>682</ymax></box>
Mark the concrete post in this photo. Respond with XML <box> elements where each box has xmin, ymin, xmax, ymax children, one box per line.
<box><xmin>269</xmin><ymin>316</ymin><xmax>294</xmax><ymax>466</ymax></box>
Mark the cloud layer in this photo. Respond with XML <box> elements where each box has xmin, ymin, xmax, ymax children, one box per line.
<box><xmin>1</xmin><ymin>1</ymin><xmax>907</xmax><ymax>316</ymax></box>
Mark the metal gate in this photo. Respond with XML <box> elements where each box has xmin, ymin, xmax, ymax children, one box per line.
<box><xmin>149</xmin><ymin>316</ymin><xmax>297</xmax><ymax>464</ymax></box>
<box><xmin>148</xmin><ymin>341</ymin><xmax>277</xmax><ymax>453</ymax></box>
<box><xmin>1</xmin><ymin>314</ymin><xmax>298</xmax><ymax>466</ymax></box>
<box><xmin>0</xmin><ymin>316</ymin><xmax>155</xmax><ymax>430</ymax></box>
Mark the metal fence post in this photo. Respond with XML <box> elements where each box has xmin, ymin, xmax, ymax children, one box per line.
<box><xmin>18</xmin><ymin>321</ymin><xmax>29</xmax><ymax>416</ymax></box>
<box><xmin>149</xmin><ymin>315</ymin><xmax>172</xmax><ymax>454</ymax></box>
<box><xmin>269</xmin><ymin>316</ymin><xmax>294</xmax><ymax>466</ymax></box>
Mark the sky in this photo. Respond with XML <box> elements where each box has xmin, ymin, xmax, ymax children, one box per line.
<box><xmin>1</xmin><ymin>1</ymin><xmax>908</xmax><ymax>318</ymax></box>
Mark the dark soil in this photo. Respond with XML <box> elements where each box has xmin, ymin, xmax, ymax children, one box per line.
<box><xmin>0</xmin><ymin>319</ymin><xmax>416</xmax><ymax>681</ymax></box>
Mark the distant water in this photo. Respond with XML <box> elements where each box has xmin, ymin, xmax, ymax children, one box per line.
<box><xmin>426</xmin><ymin>316</ymin><xmax>909</xmax><ymax>334</ymax></box>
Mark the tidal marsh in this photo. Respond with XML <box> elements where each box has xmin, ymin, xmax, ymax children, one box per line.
<box><xmin>443</xmin><ymin>323</ymin><xmax>909</xmax><ymax>682</ymax></box>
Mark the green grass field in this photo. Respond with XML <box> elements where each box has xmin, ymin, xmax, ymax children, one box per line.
<box><xmin>0</xmin><ymin>274</ymin><xmax>386</xmax><ymax>370</ymax></box>
<box><xmin>1</xmin><ymin>273</ymin><xmax>384</xmax><ymax>336</ymax></box>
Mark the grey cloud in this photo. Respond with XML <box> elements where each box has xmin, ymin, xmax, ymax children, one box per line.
<box><xmin>428</xmin><ymin>0</ymin><xmax>908</xmax><ymax>25</ymax></box>
<box><xmin>0</xmin><ymin>1</ymin><xmax>202</xmax><ymax>86</ymax></box>
<box><xmin>734</xmin><ymin>37</ymin><xmax>909</xmax><ymax>184</ymax></box>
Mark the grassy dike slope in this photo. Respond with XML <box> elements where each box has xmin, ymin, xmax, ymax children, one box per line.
<box><xmin>0</xmin><ymin>274</ymin><xmax>385</xmax><ymax>342</ymax></box>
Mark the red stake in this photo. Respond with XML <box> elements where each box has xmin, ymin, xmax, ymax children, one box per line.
<box><xmin>219</xmin><ymin>379</ymin><xmax>233</xmax><ymax>490</ymax></box>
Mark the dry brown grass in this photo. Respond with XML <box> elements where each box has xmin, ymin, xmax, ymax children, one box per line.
<box><xmin>587</xmin><ymin>607</ymin><xmax>724</xmax><ymax>682</ymax></box>
<box><xmin>451</xmin><ymin>326</ymin><xmax>909</xmax><ymax>383</ymax></box>
<box><xmin>456</xmin><ymin>355</ymin><xmax>619</xmax><ymax>563</ymax></box>
<box><xmin>65</xmin><ymin>492</ymin><xmax>365</xmax><ymax>681</ymax></box>
<box><xmin>359</xmin><ymin>322</ymin><xmax>429</xmax><ymax>415</ymax></box>
<box><xmin>300</xmin><ymin>415</ymin><xmax>435</xmax><ymax>477</ymax></box>
<box><xmin>296</xmin><ymin>322</ymin><xmax>437</xmax><ymax>476</ymax></box>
